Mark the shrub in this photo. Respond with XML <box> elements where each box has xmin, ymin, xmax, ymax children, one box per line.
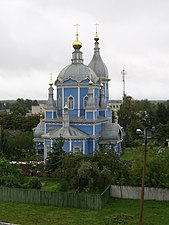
<box><xmin>27</xmin><ymin>177</ymin><xmax>42</xmax><ymax>189</ymax></box>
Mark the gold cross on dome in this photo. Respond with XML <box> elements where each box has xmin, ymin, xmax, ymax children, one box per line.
<box><xmin>95</xmin><ymin>23</ymin><xmax>99</xmax><ymax>33</ymax></box>
<box><xmin>74</xmin><ymin>23</ymin><xmax>80</xmax><ymax>35</ymax></box>
<box><xmin>49</xmin><ymin>73</ymin><xmax>53</xmax><ymax>85</ymax></box>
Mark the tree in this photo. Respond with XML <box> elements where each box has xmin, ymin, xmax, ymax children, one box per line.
<box><xmin>77</xmin><ymin>161</ymin><xmax>100</xmax><ymax>192</ymax></box>
<box><xmin>154</xmin><ymin>122</ymin><xmax>169</xmax><ymax>144</ymax></box>
<box><xmin>32</xmin><ymin>100</ymin><xmax>39</xmax><ymax>106</ymax></box>
<box><xmin>0</xmin><ymin>156</ymin><xmax>23</xmax><ymax>188</ymax></box>
<box><xmin>155</xmin><ymin>103</ymin><xmax>169</xmax><ymax>125</ymax></box>
<box><xmin>46</xmin><ymin>137</ymin><xmax>65</xmax><ymax>172</ymax></box>
<box><xmin>118</xmin><ymin>96</ymin><xmax>157</xmax><ymax>147</ymax></box>
<box><xmin>146</xmin><ymin>149</ymin><xmax>169</xmax><ymax>188</ymax></box>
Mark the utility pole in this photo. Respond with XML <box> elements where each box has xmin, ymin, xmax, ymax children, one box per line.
<box><xmin>121</xmin><ymin>67</ymin><xmax>127</xmax><ymax>100</ymax></box>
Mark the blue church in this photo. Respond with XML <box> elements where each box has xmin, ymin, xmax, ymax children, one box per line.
<box><xmin>33</xmin><ymin>30</ymin><xmax>123</xmax><ymax>162</ymax></box>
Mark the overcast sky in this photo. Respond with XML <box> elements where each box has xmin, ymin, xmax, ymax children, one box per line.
<box><xmin>0</xmin><ymin>0</ymin><xmax>169</xmax><ymax>101</ymax></box>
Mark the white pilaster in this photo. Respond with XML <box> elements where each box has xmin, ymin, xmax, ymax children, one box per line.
<box><xmin>78</xmin><ymin>85</ymin><xmax>80</xmax><ymax>117</ymax></box>
<box><xmin>62</xmin><ymin>86</ymin><xmax>64</xmax><ymax>115</ymax></box>
<box><xmin>93</xmin><ymin>123</ymin><xmax>95</xmax><ymax>135</ymax></box>
<box><xmin>69</xmin><ymin>139</ymin><xmax>72</xmax><ymax>152</ymax></box>
<box><xmin>93</xmin><ymin>140</ymin><xmax>95</xmax><ymax>153</ymax></box>
<box><xmin>83</xmin><ymin>140</ymin><xmax>85</xmax><ymax>154</ymax></box>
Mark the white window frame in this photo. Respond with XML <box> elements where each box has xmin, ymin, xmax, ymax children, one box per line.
<box><xmin>68</xmin><ymin>95</ymin><xmax>74</xmax><ymax>110</ymax></box>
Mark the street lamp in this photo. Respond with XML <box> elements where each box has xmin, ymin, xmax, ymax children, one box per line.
<box><xmin>136</xmin><ymin>111</ymin><xmax>149</xmax><ymax>225</ymax></box>
<box><xmin>136</xmin><ymin>127</ymin><xmax>147</xmax><ymax>225</ymax></box>
<box><xmin>136</xmin><ymin>112</ymin><xmax>155</xmax><ymax>225</ymax></box>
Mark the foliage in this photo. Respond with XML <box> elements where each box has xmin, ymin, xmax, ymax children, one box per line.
<box><xmin>127</xmin><ymin>155</ymin><xmax>143</xmax><ymax>186</ymax></box>
<box><xmin>0</xmin><ymin>98</ymin><xmax>39</xmax><ymax>114</ymax></box>
<box><xmin>0</xmin><ymin>113</ymin><xmax>39</xmax><ymax>131</ymax></box>
<box><xmin>146</xmin><ymin>148</ymin><xmax>169</xmax><ymax>188</ymax></box>
<box><xmin>122</xmin><ymin>147</ymin><xmax>169</xmax><ymax>188</ymax></box>
<box><xmin>0</xmin><ymin>129</ymin><xmax>35</xmax><ymax>160</ymax></box>
<box><xmin>11</xmin><ymin>100</ymin><xmax>26</xmax><ymax>116</ymax></box>
<box><xmin>53</xmin><ymin>151</ymin><xmax>132</xmax><ymax>192</ymax></box>
<box><xmin>155</xmin><ymin>103</ymin><xmax>169</xmax><ymax>125</ymax></box>
<box><xmin>154</xmin><ymin>121</ymin><xmax>169</xmax><ymax>144</ymax></box>
<box><xmin>3</xmin><ymin>175</ymin><xmax>21</xmax><ymax>188</ymax></box>
<box><xmin>46</xmin><ymin>137</ymin><xmax>65</xmax><ymax>173</ymax></box>
<box><xmin>26</xmin><ymin>177</ymin><xmax>42</xmax><ymax>189</ymax></box>
<box><xmin>77</xmin><ymin>161</ymin><xmax>100</xmax><ymax>192</ymax></box>
<box><xmin>0</xmin><ymin>156</ymin><xmax>23</xmax><ymax>188</ymax></box>
<box><xmin>117</xmin><ymin>96</ymin><xmax>169</xmax><ymax>147</ymax></box>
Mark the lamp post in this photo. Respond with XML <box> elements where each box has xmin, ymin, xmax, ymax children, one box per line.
<box><xmin>136</xmin><ymin>110</ymin><xmax>150</xmax><ymax>225</ymax></box>
<box><xmin>136</xmin><ymin>127</ymin><xmax>147</xmax><ymax>225</ymax></box>
<box><xmin>136</xmin><ymin>110</ymin><xmax>155</xmax><ymax>225</ymax></box>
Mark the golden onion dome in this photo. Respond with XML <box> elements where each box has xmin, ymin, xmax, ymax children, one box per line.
<box><xmin>72</xmin><ymin>34</ymin><xmax>82</xmax><ymax>49</ymax></box>
<box><xmin>94</xmin><ymin>32</ymin><xmax>99</xmax><ymax>42</ymax></box>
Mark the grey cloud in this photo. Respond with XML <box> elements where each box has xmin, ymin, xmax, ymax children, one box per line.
<box><xmin>0</xmin><ymin>0</ymin><xmax>169</xmax><ymax>100</ymax></box>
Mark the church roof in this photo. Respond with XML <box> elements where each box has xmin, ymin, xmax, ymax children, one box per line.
<box><xmin>42</xmin><ymin>126</ymin><xmax>89</xmax><ymax>140</ymax></box>
<box><xmin>55</xmin><ymin>32</ymin><xmax>99</xmax><ymax>84</ymax></box>
<box><xmin>88</xmin><ymin>37</ymin><xmax>108</xmax><ymax>79</ymax></box>
<box><xmin>100</xmin><ymin>122</ymin><xmax>123</xmax><ymax>144</ymax></box>
<box><xmin>33</xmin><ymin>118</ymin><xmax>45</xmax><ymax>139</ymax></box>
<box><xmin>56</xmin><ymin>63</ymin><xmax>99</xmax><ymax>84</ymax></box>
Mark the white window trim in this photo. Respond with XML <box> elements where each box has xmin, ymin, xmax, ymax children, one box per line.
<box><xmin>68</xmin><ymin>95</ymin><xmax>74</xmax><ymax>110</ymax></box>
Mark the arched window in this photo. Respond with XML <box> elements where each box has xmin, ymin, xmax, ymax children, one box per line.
<box><xmin>68</xmin><ymin>96</ymin><xmax>74</xmax><ymax>110</ymax></box>
<box><xmin>84</xmin><ymin>95</ymin><xmax>88</xmax><ymax>108</ymax></box>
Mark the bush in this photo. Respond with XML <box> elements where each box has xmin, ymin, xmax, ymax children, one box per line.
<box><xmin>27</xmin><ymin>177</ymin><xmax>42</xmax><ymax>189</ymax></box>
<box><xmin>4</xmin><ymin>175</ymin><xmax>21</xmax><ymax>188</ymax></box>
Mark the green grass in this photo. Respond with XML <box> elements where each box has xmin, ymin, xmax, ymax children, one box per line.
<box><xmin>121</xmin><ymin>148</ymin><xmax>141</xmax><ymax>161</ymax></box>
<box><xmin>0</xmin><ymin>198</ymin><xmax>169</xmax><ymax>225</ymax></box>
<box><xmin>39</xmin><ymin>177</ymin><xmax>61</xmax><ymax>192</ymax></box>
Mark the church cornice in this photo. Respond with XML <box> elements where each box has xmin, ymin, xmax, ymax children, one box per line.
<box><xmin>56</xmin><ymin>83</ymin><xmax>100</xmax><ymax>88</ymax></box>
<box><xmin>44</xmin><ymin>116</ymin><xmax>108</xmax><ymax>124</ymax></box>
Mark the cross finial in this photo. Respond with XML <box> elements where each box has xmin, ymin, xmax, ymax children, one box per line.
<box><xmin>121</xmin><ymin>67</ymin><xmax>127</xmax><ymax>78</ymax></box>
<box><xmin>74</xmin><ymin>23</ymin><xmax>80</xmax><ymax>36</ymax></box>
<box><xmin>73</xmin><ymin>23</ymin><xmax>82</xmax><ymax>49</ymax></box>
<box><xmin>49</xmin><ymin>73</ymin><xmax>53</xmax><ymax>85</ymax></box>
<box><xmin>95</xmin><ymin>23</ymin><xmax>99</xmax><ymax>33</ymax></box>
<box><xmin>94</xmin><ymin>23</ymin><xmax>99</xmax><ymax>41</ymax></box>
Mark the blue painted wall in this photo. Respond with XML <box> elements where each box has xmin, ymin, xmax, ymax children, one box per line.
<box><xmin>64</xmin><ymin>87</ymin><xmax>78</xmax><ymax>117</ymax></box>
<box><xmin>57</xmin><ymin>87</ymin><xmax>62</xmax><ymax>115</ymax></box>
<box><xmin>46</xmin><ymin>111</ymin><xmax>52</xmax><ymax>119</ymax></box>
<box><xmin>86</xmin><ymin>111</ymin><xmax>93</xmax><ymax>120</ymax></box>
<box><xmin>63</xmin><ymin>141</ymin><xmax>69</xmax><ymax>152</ymax></box>
<box><xmin>96</xmin><ymin>124</ymin><xmax>101</xmax><ymax>135</ymax></box>
<box><xmin>72</xmin><ymin>124</ymin><xmax>93</xmax><ymax>135</ymax></box>
<box><xmin>80</xmin><ymin>87</ymin><xmax>88</xmax><ymax>116</ymax></box>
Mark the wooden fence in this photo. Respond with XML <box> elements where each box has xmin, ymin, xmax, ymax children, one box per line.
<box><xmin>111</xmin><ymin>185</ymin><xmax>169</xmax><ymax>201</ymax></box>
<box><xmin>0</xmin><ymin>186</ymin><xmax>110</xmax><ymax>210</ymax></box>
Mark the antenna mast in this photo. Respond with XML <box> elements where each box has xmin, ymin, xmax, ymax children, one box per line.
<box><xmin>121</xmin><ymin>67</ymin><xmax>127</xmax><ymax>100</ymax></box>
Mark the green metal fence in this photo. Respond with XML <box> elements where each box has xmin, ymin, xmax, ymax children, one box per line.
<box><xmin>0</xmin><ymin>186</ymin><xmax>110</xmax><ymax>210</ymax></box>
